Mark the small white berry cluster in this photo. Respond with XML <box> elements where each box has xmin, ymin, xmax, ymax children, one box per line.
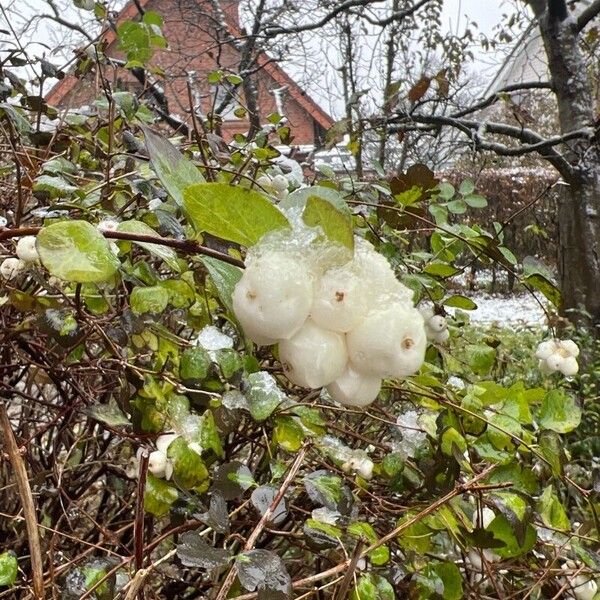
<box><xmin>535</xmin><ymin>338</ymin><xmax>579</xmax><ymax>377</ymax></box>
<box><xmin>256</xmin><ymin>173</ymin><xmax>289</xmax><ymax>201</ymax></box>
<box><xmin>233</xmin><ymin>235</ymin><xmax>427</xmax><ymax>408</ymax></box>
<box><xmin>419</xmin><ymin>306</ymin><xmax>450</xmax><ymax>343</ymax></box>
<box><xmin>0</xmin><ymin>236</ymin><xmax>39</xmax><ymax>281</ymax></box>
<box><xmin>561</xmin><ymin>561</ymin><xmax>598</xmax><ymax>600</ymax></box>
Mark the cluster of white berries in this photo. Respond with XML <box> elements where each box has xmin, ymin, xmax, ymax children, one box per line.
<box><xmin>419</xmin><ymin>306</ymin><xmax>450</xmax><ymax>343</ymax></box>
<box><xmin>0</xmin><ymin>235</ymin><xmax>39</xmax><ymax>281</ymax></box>
<box><xmin>233</xmin><ymin>236</ymin><xmax>428</xmax><ymax>407</ymax></box>
<box><xmin>535</xmin><ymin>339</ymin><xmax>579</xmax><ymax>377</ymax></box>
<box><xmin>256</xmin><ymin>173</ymin><xmax>289</xmax><ymax>201</ymax></box>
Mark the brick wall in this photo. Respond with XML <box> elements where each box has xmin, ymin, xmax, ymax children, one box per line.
<box><xmin>48</xmin><ymin>0</ymin><xmax>328</xmax><ymax>146</ymax></box>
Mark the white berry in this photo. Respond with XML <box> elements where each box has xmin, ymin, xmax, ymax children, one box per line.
<box><xmin>0</xmin><ymin>257</ymin><xmax>26</xmax><ymax>280</ymax></box>
<box><xmin>327</xmin><ymin>364</ymin><xmax>381</xmax><ymax>407</ymax></box>
<box><xmin>233</xmin><ymin>251</ymin><xmax>314</xmax><ymax>343</ymax></box>
<box><xmin>147</xmin><ymin>450</ymin><xmax>169</xmax><ymax>478</ymax></box>
<box><xmin>311</xmin><ymin>266</ymin><xmax>369</xmax><ymax>333</ymax></box>
<box><xmin>16</xmin><ymin>236</ymin><xmax>39</xmax><ymax>263</ymax></box>
<box><xmin>279</xmin><ymin>319</ymin><xmax>347</xmax><ymax>388</ymax></box>
<box><xmin>271</xmin><ymin>175</ymin><xmax>289</xmax><ymax>192</ymax></box>
<box><xmin>156</xmin><ymin>433</ymin><xmax>179</xmax><ymax>454</ymax></box>
<box><xmin>535</xmin><ymin>340</ymin><xmax>557</xmax><ymax>360</ymax></box>
<box><xmin>559</xmin><ymin>339</ymin><xmax>579</xmax><ymax>358</ymax></box>
<box><xmin>560</xmin><ymin>355</ymin><xmax>579</xmax><ymax>377</ymax></box>
<box><xmin>347</xmin><ymin>303</ymin><xmax>427</xmax><ymax>378</ymax></box>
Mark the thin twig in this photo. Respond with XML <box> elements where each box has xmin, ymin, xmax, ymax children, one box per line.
<box><xmin>0</xmin><ymin>405</ymin><xmax>45</xmax><ymax>599</ymax></box>
<box><xmin>214</xmin><ymin>445</ymin><xmax>308</xmax><ymax>600</ymax></box>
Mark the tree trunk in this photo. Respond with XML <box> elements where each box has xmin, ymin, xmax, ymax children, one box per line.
<box><xmin>533</xmin><ymin>1</ymin><xmax>600</xmax><ymax>328</ymax></box>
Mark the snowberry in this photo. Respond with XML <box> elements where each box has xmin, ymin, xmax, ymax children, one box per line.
<box><xmin>0</xmin><ymin>257</ymin><xmax>26</xmax><ymax>280</ymax></box>
<box><xmin>97</xmin><ymin>218</ymin><xmax>119</xmax><ymax>232</ymax></box>
<box><xmin>560</xmin><ymin>356</ymin><xmax>579</xmax><ymax>377</ymax></box>
<box><xmin>421</xmin><ymin>307</ymin><xmax>450</xmax><ymax>343</ymax></box>
<box><xmin>347</xmin><ymin>303</ymin><xmax>427</xmax><ymax>378</ymax></box>
<box><xmin>354</xmin><ymin>241</ymin><xmax>413</xmax><ymax>307</ymax></box>
<box><xmin>233</xmin><ymin>251</ymin><xmax>314</xmax><ymax>343</ymax></box>
<box><xmin>271</xmin><ymin>175</ymin><xmax>289</xmax><ymax>193</ymax></box>
<box><xmin>570</xmin><ymin>577</ymin><xmax>598</xmax><ymax>600</ymax></box>
<box><xmin>560</xmin><ymin>339</ymin><xmax>580</xmax><ymax>357</ymax></box>
<box><xmin>148</xmin><ymin>450</ymin><xmax>172</xmax><ymax>479</ymax></box>
<box><xmin>342</xmin><ymin>455</ymin><xmax>374</xmax><ymax>480</ymax></box>
<box><xmin>535</xmin><ymin>340</ymin><xmax>556</xmax><ymax>360</ymax></box>
<box><xmin>311</xmin><ymin>266</ymin><xmax>369</xmax><ymax>333</ymax></box>
<box><xmin>16</xmin><ymin>236</ymin><xmax>39</xmax><ymax>263</ymax></box>
<box><xmin>536</xmin><ymin>338</ymin><xmax>580</xmax><ymax>377</ymax></box>
<box><xmin>279</xmin><ymin>319</ymin><xmax>347</xmax><ymax>388</ymax></box>
<box><xmin>156</xmin><ymin>433</ymin><xmax>179</xmax><ymax>454</ymax></box>
<box><xmin>327</xmin><ymin>364</ymin><xmax>381</xmax><ymax>407</ymax></box>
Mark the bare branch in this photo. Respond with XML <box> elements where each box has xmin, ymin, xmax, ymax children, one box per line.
<box><xmin>577</xmin><ymin>0</ymin><xmax>600</xmax><ymax>31</ymax></box>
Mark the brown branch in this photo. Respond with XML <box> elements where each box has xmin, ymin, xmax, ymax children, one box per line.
<box><xmin>0</xmin><ymin>227</ymin><xmax>245</xmax><ymax>268</ymax></box>
<box><xmin>214</xmin><ymin>445</ymin><xmax>308</xmax><ymax>600</ymax></box>
<box><xmin>0</xmin><ymin>405</ymin><xmax>45</xmax><ymax>599</ymax></box>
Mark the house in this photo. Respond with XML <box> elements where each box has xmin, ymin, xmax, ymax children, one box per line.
<box><xmin>46</xmin><ymin>0</ymin><xmax>334</xmax><ymax>149</ymax></box>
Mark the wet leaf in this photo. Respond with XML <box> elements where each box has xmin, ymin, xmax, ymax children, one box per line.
<box><xmin>302</xmin><ymin>195</ymin><xmax>354</xmax><ymax>251</ymax></box>
<box><xmin>144</xmin><ymin>474</ymin><xmax>178</xmax><ymax>516</ymax></box>
<box><xmin>303</xmin><ymin>470</ymin><xmax>353</xmax><ymax>515</ymax></box>
<box><xmin>246</xmin><ymin>372</ymin><xmax>286</xmax><ymax>422</ymax></box>
<box><xmin>251</xmin><ymin>486</ymin><xmax>287</xmax><ymax>526</ymax></box>
<box><xmin>183</xmin><ymin>183</ymin><xmax>290</xmax><ymax>247</ymax></box>
<box><xmin>176</xmin><ymin>531</ymin><xmax>231</xmax><ymax>570</ymax></box>
<box><xmin>143</xmin><ymin>127</ymin><xmax>205</xmax><ymax>206</ymax></box>
<box><xmin>539</xmin><ymin>390</ymin><xmax>581</xmax><ymax>434</ymax></box>
<box><xmin>236</xmin><ymin>550</ymin><xmax>292</xmax><ymax>599</ymax></box>
<box><xmin>200</xmin><ymin>493</ymin><xmax>230</xmax><ymax>534</ymax></box>
<box><xmin>213</xmin><ymin>461</ymin><xmax>254</xmax><ymax>500</ymax></box>
<box><xmin>85</xmin><ymin>398</ymin><xmax>130</xmax><ymax>427</ymax></box>
<box><xmin>350</xmin><ymin>573</ymin><xmax>395</xmax><ymax>600</ymax></box>
<box><xmin>201</xmin><ymin>257</ymin><xmax>242</xmax><ymax>315</ymax></box>
<box><xmin>0</xmin><ymin>552</ymin><xmax>17</xmax><ymax>587</ymax></box>
<box><xmin>37</xmin><ymin>221</ymin><xmax>120</xmax><ymax>283</ymax></box>
<box><xmin>117</xmin><ymin>220</ymin><xmax>179</xmax><ymax>271</ymax></box>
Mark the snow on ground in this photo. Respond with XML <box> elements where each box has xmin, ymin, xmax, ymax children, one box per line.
<box><xmin>458</xmin><ymin>292</ymin><xmax>548</xmax><ymax>326</ymax></box>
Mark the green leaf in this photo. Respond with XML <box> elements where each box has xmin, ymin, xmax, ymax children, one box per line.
<box><xmin>0</xmin><ymin>552</ymin><xmax>17</xmax><ymax>587</ymax></box>
<box><xmin>144</xmin><ymin>473</ymin><xmax>178</xmax><ymax>516</ymax></box>
<box><xmin>464</xmin><ymin>194</ymin><xmax>488</xmax><ymax>208</ymax></box>
<box><xmin>246</xmin><ymin>371</ymin><xmax>286</xmax><ymax>421</ymax></box>
<box><xmin>487</xmin><ymin>515</ymin><xmax>536</xmax><ymax>558</ymax></box>
<box><xmin>33</xmin><ymin>175</ymin><xmax>78</xmax><ymax>198</ymax></box>
<box><xmin>85</xmin><ymin>398</ymin><xmax>130</xmax><ymax>427</ymax></box>
<box><xmin>459</xmin><ymin>180</ymin><xmax>475</xmax><ymax>195</ymax></box>
<box><xmin>273</xmin><ymin>416</ymin><xmax>304</xmax><ymax>452</ymax></box>
<box><xmin>37</xmin><ymin>221</ymin><xmax>120</xmax><ymax>283</ymax></box>
<box><xmin>524</xmin><ymin>273</ymin><xmax>561</xmax><ymax>308</ymax></box>
<box><xmin>236</xmin><ymin>550</ymin><xmax>292</xmax><ymax>597</ymax></box>
<box><xmin>201</xmin><ymin>257</ymin><xmax>242</xmax><ymax>315</ymax></box>
<box><xmin>466</xmin><ymin>344</ymin><xmax>496</xmax><ymax>376</ymax></box>
<box><xmin>302</xmin><ymin>195</ymin><xmax>354</xmax><ymax>251</ymax></box>
<box><xmin>199</xmin><ymin>410</ymin><xmax>224</xmax><ymax>459</ymax></box>
<box><xmin>438</xmin><ymin>182</ymin><xmax>455</xmax><ymax>200</ymax></box>
<box><xmin>538</xmin><ymin>430</ymin><xmax>565</xmax><ymax>476</ymax></box>
<box><xmin>423</xmin><ymin>262</ymin><xmax>460</xmax><ymax>278</ymax></box>
<box><xmin>180</xmin><ymin>347</ymin><xmax>211</xmax><ymax>382</ymax></box>
<box><xmin>183</xmin><ymin>183</ymin><xmax>290</xmax><ymax>246</ymax></box>
<box><xmin>443</xmin><ymin>295</ymin><xmax>477</xmax><ymax>310</ymax></box>
<box><xmin>350</xmin><ymin>574</ymin><xmax>395</xmax><ymax>600</ymax></box>
<box><xmin>130</xmin><ymin>286</ymin><xmax>169</xmax><ymax>314</ymax></box>
<box><xmin>117</xmin><ymin>220</ymin><xmax>180</xmax><ymax>271</ymax></box>
<box><xmin>446</xmin><ymin>199</ymin><xmax>467</xmax><ymax>214</ymax></box>
<box><xmin>142</xmin><ymin>126</ymin><xmax>205</xmax><ymax>206</ymax></box>
<box><xmin>168</xmin><ymin>438</ymin><xmax>209</xmax><ymax>489</ymax></box>
<box><xmin>538</xmin><ymin>485</ymin><xmax>570</xmax><ymax>530</ymax></box>
<box><xmin>415</xmin><ymin>562</ymin><xmax>462</xmax><ymax>600</ymax></box>
<box><xmin>539</xmin><ymin>390</ymin><xmax>581</xmax><ymax>433</ymax></box>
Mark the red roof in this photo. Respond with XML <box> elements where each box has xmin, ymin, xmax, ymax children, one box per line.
<box><xmin>46</xmin><ymin>0</ymin><xmax>334</xmax><ymax>131</ymax></box>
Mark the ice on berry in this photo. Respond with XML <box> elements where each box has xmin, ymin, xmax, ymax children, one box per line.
<box><xmin>232</xmin><ymin>250</ymin><xmax>314</xmax><ymax>343</ymax></box>
<box><xmin>327</xmin><ymin>364</ymin><xmax>381</xmax><ymax>407</ymax></box>
<box><xmin>347</xmin><ymin>303</ymin><xmax>427</xmax><ymax>378</ymax></box>
<box><xmin>279</xmin><ymin>319</ymin><xmax>347</xmax><ymax>388</ymax></box>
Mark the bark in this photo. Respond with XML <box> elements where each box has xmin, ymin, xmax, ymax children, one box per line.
<box><xmin>532</xmin><ymin>1</ymin><xmax>600</xmax><ymax>328</ymax></box>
